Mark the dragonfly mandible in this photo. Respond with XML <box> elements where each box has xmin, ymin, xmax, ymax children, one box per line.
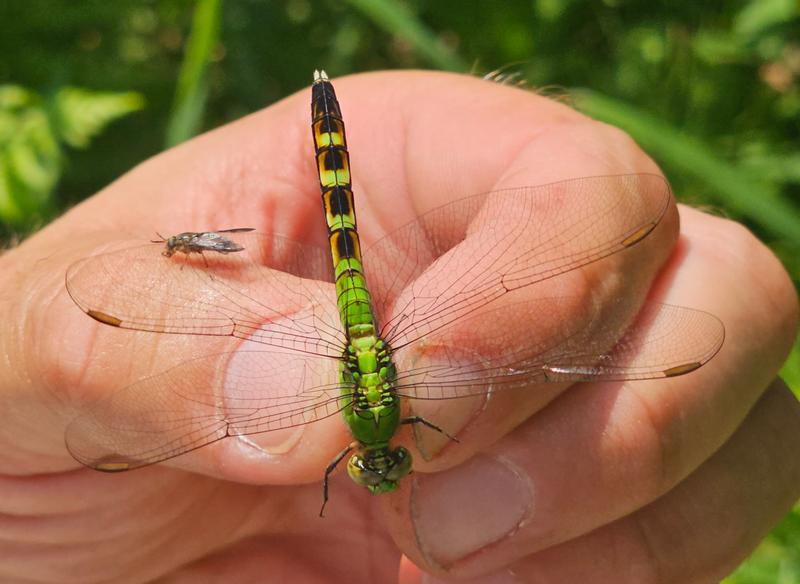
<box><xmin>64</xmin><ymin>71</ymin><xmax>724</xmax><ymax>514</ymax></box>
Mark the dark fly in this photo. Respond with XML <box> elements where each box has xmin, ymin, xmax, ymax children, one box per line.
<box><xmin>153</xmin><ymin>228</ymin><xmax>255</xmax><ymax>259</ymax></box>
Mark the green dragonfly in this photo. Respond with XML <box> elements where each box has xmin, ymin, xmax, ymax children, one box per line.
<box><xmin>65</xmin><ymin>71</ymin><xmax>724</xmax><ymax>513</ymax></box>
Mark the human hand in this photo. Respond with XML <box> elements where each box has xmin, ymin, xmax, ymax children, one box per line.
<box><xmin>0</xmin><ymin>71</ymin><xmax>797</xmax><ymax>583</ymax></box>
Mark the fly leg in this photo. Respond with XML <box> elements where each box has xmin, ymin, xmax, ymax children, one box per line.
<box><xmin>402</xmin><ymin>416</ymin><xmax>460</xmax><ymax>443</ymax></box>
<box><xmin>320</xmin><ymin>442</ymin><xmax>356</xmax><ymax>517</ymax></box>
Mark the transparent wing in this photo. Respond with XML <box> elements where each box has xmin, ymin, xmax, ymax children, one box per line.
<box><xmin>362</xmin><ymin>174</ymin><xmax>671</xmax><ymax>350</ymax></box>
<box><xmin>191</xmin><ymin>231</ymin><xmax>246</xmax><ymax>252</ymax></box>
<box><xmin>66</xmin><ymin>232</ymin><xmax>345</xmax><ymax>358</ymax></box>
<box><xmin>66</xmin><ymin>350</ymin><xmax>348</xmax><ymax>471</ymax></box>
<box><xmin>392</xmin><ymin>298</ymin><xmax>725</xmax><ymax>400</ymax></box>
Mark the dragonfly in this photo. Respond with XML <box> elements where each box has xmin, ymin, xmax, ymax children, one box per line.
<box><xmin>152</xmin><ymin>228</ymin><xmax>256</xmax><ymax>258</ymax></box>
<box><xmin>65</xmin><ymin>70</ymin><xmax>724</xmax><ymax>514</ymax></box>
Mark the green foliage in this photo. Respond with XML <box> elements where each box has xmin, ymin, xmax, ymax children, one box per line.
<box><xmin>2</xmin><ymin>1</ymin><xmax>799</xmax><ymax>579</ymax></box>
<box><xmin>0</xmin><ymin>84</ymin><xmax>142</xmax><ymax>228</ymax></box>
<box><xmin>783</xmin><ymin>343</ymin><xmax>800</xmax><ymax>399</ymax></box>
<box><xmin>54</xmin><ymin>88</ymin><xmax>145</xmax><ymax>149</ymax></box>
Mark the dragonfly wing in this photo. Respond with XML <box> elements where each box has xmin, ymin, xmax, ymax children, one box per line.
<box><xmin>66</xmin><ymin>350</ymin><xmax>346</xmax><ymax>471</ymax></box>
<box><xmin>66</xmin><ymin>232</ymin><xmax>344</xmax><ymax>358</ymax></box>
<box><xmin>392</xmin><ymin>298</ymin><xmax>724</xmax><ymax>400</ymax></box>
<box><xmin>362</xmin><ymin>174</ymin><xmax>671</xmax><ymax>351</ymax></box>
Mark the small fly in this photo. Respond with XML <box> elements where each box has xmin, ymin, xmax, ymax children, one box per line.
<box><xmin>152</xmin><ymin>228</ymin><xmax>255</xmax><ymax>259</ymax></box>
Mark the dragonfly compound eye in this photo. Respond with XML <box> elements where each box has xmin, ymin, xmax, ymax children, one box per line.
<box><xmin>385</xmin><ymin>447</ymin><xmax>412</xmax><ymax>481</ymax></box>
<box><xmin>347</xmin><ymin>454</ymin><xmax>384</xmax><ymax>487</ymax></box>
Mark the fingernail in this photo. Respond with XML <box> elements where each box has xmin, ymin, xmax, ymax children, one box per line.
<box><xmin>233</xmin><ymin>428</ymin><xmax>304</xmax><ymax>456</ymax></box>
<box><xmin>411</xmin><ymin>455</ymin><xmax>533</xmax><ymax>568</ymax></box>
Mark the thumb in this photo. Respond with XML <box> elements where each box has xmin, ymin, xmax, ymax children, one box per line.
<box><xmin>0</xmin><ymin>221</ymin><xmax>114</xmax><ymax>474</ymax></box>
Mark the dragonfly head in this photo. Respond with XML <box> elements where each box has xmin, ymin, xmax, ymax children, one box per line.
<box><xmin>347</xmin><ymin>446</ymin><xmax>412</xmax><ymax>494</ymax></box>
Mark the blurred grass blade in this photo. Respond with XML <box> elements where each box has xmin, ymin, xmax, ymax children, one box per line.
<box><xmin>346</xmin><ymin>0</ymin><xmax>466</xmax><ymax>71</ymax></box>
<box><xmin>165</xmin><ymin>0</ymin><xmax>221</xmax><ymax>148</ymax></box>
<box><xmin>573</xmin><ymin>89</ymin><xmax>800</xmax><ymax>246</ymax></box>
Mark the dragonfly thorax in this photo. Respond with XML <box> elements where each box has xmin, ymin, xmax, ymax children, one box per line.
<box><xmin>344</xmin><ymin>335</ymin><xmax>394</xmax><ymax>377</ymax></box>
<box><xmin>342</xmin><ymin>334</ymin><xmax>400</xmax><ymax>446</ymax></box>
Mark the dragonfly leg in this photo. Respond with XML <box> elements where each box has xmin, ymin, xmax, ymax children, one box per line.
<box><xmin>320</xmin><ymin>442</ymin><xmax>356</xmax><ymax>517</ymax></box>
<box><xmin>401</xmin><ymin>416</ymin><xmax>460</xmax><ymax>443</ymax></box>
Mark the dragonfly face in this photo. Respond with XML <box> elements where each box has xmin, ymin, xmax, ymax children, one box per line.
<box><xmin>64</xmin><ymin>72</ymin><xmax>724</xmax><ymax>515</ymax></box>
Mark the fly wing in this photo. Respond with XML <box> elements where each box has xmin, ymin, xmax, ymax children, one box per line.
<box><xmin>65</xmin><ymin>350</ymin><xmax>347</xmax><ymax>471</ymax></box>
<box><xmin>392</xmin><ymin>298</ymin><xmax>724</xmax><ymax>400</ymax></box>
<box><xmin>362</xmin><ymin>174</ymin><xmax>671</xmax><ymax>351</ymax></box>
<box><xmin>66</xmin><ymin>232</ymin><xmax>344</xmax><ymax>358</ymax></box>
<box><xmin>193</xmin><ymin>231</ymin><xmax>245</xmax><ymax>253</ymax></box>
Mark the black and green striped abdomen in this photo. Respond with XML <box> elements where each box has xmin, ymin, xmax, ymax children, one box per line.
<box><xmin>311</xmin><ymin>70</ymin><xmax>375</xmax><ymax>336</ymax></box>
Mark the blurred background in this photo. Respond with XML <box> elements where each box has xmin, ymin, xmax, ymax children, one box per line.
<box><xmin>1</xmin><ymin>0</ymin><xmax>798</xmax><ymax>580</ymax></box>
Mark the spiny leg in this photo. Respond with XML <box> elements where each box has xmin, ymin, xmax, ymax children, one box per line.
<box><xmin>402</xmin><ymin>416</ymin><xmax>460</xmax><ymax>443</ymax></box>
<box><xmin>320</xmin><ymin>442</ymin><xmax>356</xmax><ymax>517</ymax></box>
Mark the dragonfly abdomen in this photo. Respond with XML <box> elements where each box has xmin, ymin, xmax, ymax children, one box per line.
<box><xmin>312</xmin><ymin>70</ymin><xmax>376</xmax><ymax>335</ymax></box>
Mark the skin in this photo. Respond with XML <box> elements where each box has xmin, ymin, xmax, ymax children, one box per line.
<box><xmin>0</xmin><ymin>71</ymin><xmax>798</xmax><ymax>584</ymax></box>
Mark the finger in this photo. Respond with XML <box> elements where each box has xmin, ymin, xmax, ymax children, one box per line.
<box><xmin>161</xmin><ymin>504</ymin><xmax>402</xmax><ymax>584</ymax></box>
<box><xmin>414</xmin><ymin>379</ymin><xmax>800</xmax><ymax>584</ymax></box>
<box><xmin>0</xmin><ymin>467</ymin><xmax>283</xmax><ymax>583</ymax></box>
<box><xmin>376</xmin><ymin>94</ymin><xmax>677</xmax><ymax>463</ymax></box>
<box><xmin>384</xmin><ymin>207</ymin><xmax>798</xmax><ymax>574</ymax></box>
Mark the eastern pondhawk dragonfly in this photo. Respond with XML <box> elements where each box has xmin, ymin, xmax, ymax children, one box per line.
<box><xmin>64</xmin><ymin>71</ymin><xmax>724</xmax><ymax>513</ymax></box>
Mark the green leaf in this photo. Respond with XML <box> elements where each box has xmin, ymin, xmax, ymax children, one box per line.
<box><xmin>781</xmin><ymin>338</ymin><xmax>800</xmax><ymax>398</ymax></box>
<box><xmin>52</xmin><ymin>87</ymin><xmax>145</xmax><ymax>149</ymax></box>
<box><xmin>733</xmin><ymin>0</ymin><xmax>799</xmax><ymax>42</ymax></box>
<box><xmin>165</xmin><ymin>0</ymin><xmax>222</xmax><ymax>148</ymax></box>
<box><xmin>0</xmin><ymin>84</ymin><xmax>143</xmax><ymax>227</ymax></box>
<box><xmin>0</xmin><ymin>86</ymin><xmax>60</xmax><ymax>224</ymax></box>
